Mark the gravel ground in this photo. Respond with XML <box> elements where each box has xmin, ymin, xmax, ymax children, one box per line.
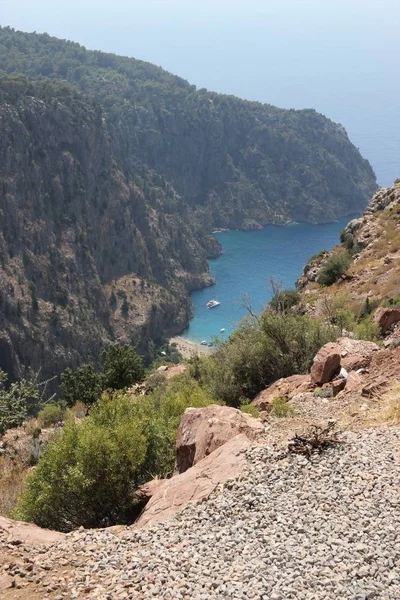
<box><xmin>2</xmin><ymin>426</ymin><xmax>400</xmax><ymax>600</ymax></box>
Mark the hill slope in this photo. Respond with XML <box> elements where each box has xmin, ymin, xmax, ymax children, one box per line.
<box><xmin>0</xmin><ymin>27</ymin><xmax>377</xmax><ymax>380</ymax></box>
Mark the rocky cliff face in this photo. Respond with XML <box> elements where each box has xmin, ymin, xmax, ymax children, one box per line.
<box><xmin>0</xmin><ymin>79</ymin><xmax>214</xmax><ymax>381</ymax></box>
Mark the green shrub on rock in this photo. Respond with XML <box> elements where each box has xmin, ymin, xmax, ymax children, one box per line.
<box><xmin>318</xmin><ymin>251</ymin><xmax>351</xmax><ymax>286</ymax></box>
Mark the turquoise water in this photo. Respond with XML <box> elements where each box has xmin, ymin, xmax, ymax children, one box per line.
<box><xmin>182</xmin><ymin>217</ymin><xmax>352</xmax><ymax>343</ymax></box>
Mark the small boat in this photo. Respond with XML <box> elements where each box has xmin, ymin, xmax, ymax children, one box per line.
<box><xmin>220</xmin><ymin>328</ymin><xmax>225</xmax><ymax>333</ymax></box>
<box><xmin>200</xmin><ymin>340</ymin><xmax>208</xmax><ymax>346</ymax></box>
<box><xmin>206</xmin><ymin>299</ymin><xmax>221</xmax><ymax>309</ymax></box>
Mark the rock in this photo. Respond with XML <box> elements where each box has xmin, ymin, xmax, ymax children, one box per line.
<box><xmin>310</xmin><ymin>343</ymin><xmax>341</xmax><ymax>385</ymax></box>
<box><xmin>345</xmin><ymin>371</ymin><xmax>364</xmax><ymax>392</ymax></box>
<box><xmin>362</xmin><ymin>378</ymin><xmax>389</xmax><ymax>397</ymax></box>
<box><xmin>337</xmin><ymin>337</ymin><xmax>379</xmax><ymax>359</ymax></box>
<box><xmin>0</xmin><ymin>517</ymin><xmax>64</xmax><ymax>546</ymax></box>
<box><xmin>175</xmin><ymin>405</ymin><xmax>264</xmax><ymax>474</ymax></box>
<box><xmin>373</xmin><ymin>307</ymin><xmax>400</xmax><ymax>334</ymax></box>
<box><xmin>157</xmin><ymin>365</ymin><xmax>169</xmax><ymax>372</ymax></box>
<box><xmin>136</xmin><ymin>433</ymin><xmax>252</xmax><ymax>528</ymax></box>
<box><xmin>331</xmin><ymin>378</ymin><xmax>347</xmax><ymax>396</ymax></box>
<box><xmin>135</xmin><ymin>479</ymin><xmax>167</xmax><ymax>503</ymax></box>
<box><xmin>251</xmin><ymin>375</ymin><xmax>311</xmax><ymax>410</ymax></box>
<box><xmin>341</xmin><ymin>354</ymin><xmax>371</xmax><ymax>372</ymax></box>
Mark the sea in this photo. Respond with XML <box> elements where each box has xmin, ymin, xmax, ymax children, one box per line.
<box><xmin>182</xmin><ymin>217</ymin><xmax>353</xmax><ymax>343</ymax></box>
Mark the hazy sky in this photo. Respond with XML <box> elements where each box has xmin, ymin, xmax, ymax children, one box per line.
<box><xmin>1</xmin><ymin>0</ymin><xmax>399</xmax><ymax>184</ymax></box>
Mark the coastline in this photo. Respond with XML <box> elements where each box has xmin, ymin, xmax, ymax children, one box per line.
<box><xmin>169</xmin><ymin>336</ymin><xmax>214</xmax><ymax>359</ymax></box>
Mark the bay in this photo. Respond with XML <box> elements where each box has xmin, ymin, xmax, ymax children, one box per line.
<box><xmin>182</xmin><ymin>217</ymin><xmax>353</xmax><ymax>343</ymax></box>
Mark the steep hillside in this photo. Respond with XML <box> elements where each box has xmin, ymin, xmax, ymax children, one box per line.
<box><xmin>0</xmin><ymin>27</ymin><xmax>377</xmax><ymax>380</ymax></box>
<box><xmin>0</xmin><ymin>27</ymin><xmax>376</xmax><ymax>228</ymax></box>
<box><xmin>297</xmin><ymin>180</ymin><xmax>400</xmax><ymax>329</ymax></box>
<box><xmin>0</xmin><ymin>75</ymin><xmax>215</xmax><ymax>381</ymax></box>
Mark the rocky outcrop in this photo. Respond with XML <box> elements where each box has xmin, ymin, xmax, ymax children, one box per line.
<box><xmin>136</xmin><ymin>433</ymin><xmax>252</xmax><ymax>529</ymax></box>
<box><xmin>252</xmin><ymin>375</ymin><xmax>311</xmax><ymax>410</ymax></box>
<box><xmin>373</xmin><ymin>307</ymin><xmax>400</xmax><ymax>334</ymax></box>
<box><xmin>310</xmin><ymin>343</ymin><xmax>341</xmax><ymax>385</ymax></box>
<box><xmin>175</xmin><ymin>405</ymin><xmax>264</xmax><ymax>474</ymax></box>
<box><xmin>0</xmin><ymin>516</ymin><xmax>64</xmax><ymax>545</ymax></box>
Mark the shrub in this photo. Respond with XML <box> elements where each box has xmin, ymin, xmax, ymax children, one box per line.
<box><xmin>14</xmin><ymin>408</ymin><xmax>148</xmax><ymax>531</ymax></box>
<box><xmin>37</xmin><ymin>404</ymin><xmax>65</xmax><ymax>428</ymax></box>
<box><xmin>15</xmin><ymin>377</ymin><xmax>214</xmax><ymax>531</ymax></box>
<box><xmin>0</xmin><ymin>369</ymin><xmax>51</xmax><ymax>435</ymax></box>
<box><xmin>355</xmin><ymin>316</ymin><xmax>381</xmax><ymax>342</ymax></box>
<box><xmin>318</xmin><ymin>251</ymin><xmax>351</xmax><ymax>286</ymax></box>
<box><xmin>199</xmin><ymin>313</ymin><xmax>338</xmax><ymax>406</ymax></box>
<box><xmin>269</xmin><ymin>396</ymin><xmax>295</xmax><ymax>418</ymax></box>
<box><xmin>269</xmin><ymin>289</ymin><xmax>300</xmax><ymax>313</ymax></box>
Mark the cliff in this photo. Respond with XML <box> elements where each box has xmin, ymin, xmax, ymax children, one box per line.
<box><xmin>0</xmin><ymin>26</ymin><xmax>378</xmax><ymax>380</ymax></box>
<box><xmin>0</xmin><ymin>75</ymin><xmax>214</xmax><ymax>381</ymax></box>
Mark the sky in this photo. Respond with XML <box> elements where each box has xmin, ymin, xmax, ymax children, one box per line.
<box><xmin>1</xmin><ymin>0</ymin><xmax>399</xmax><ymax>185</ymax></box>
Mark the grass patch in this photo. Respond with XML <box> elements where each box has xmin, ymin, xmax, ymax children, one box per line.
<box><xmin>270</xmin><ymin>397</ymin><xmax>295</xmax><ymax>418</ymax></box>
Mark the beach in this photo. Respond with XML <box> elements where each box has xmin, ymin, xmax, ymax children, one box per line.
<box><xmin>169</xmin><ymin>336</ymin><xmax>214</xmax><ymax>360</ymax></box>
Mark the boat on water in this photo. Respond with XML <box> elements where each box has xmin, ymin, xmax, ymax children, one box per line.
<box><xmin>206</xmin><ymin>299</ymin><xmax>221</xmax><ymax>309</ymax></box>
<box><xmin>200</xmin><ymin>340</ymin><xmax>208</xmax><ymax>346</ymax></box>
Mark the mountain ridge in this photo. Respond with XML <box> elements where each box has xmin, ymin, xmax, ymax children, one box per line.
<box><xmin>0</xmin><ymin>26</ymin><xmax>377</xmax><ymax>380</ymax></box>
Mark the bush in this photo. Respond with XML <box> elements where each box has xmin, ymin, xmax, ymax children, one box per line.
<box><xmin>269</xmin><ymin>289</ymin><xmax>300</xmax><ymax>313</ymax></box>
<box><xmin>318</xmin><ymin>251</ymin><xmax>351</xmax><ymax>286</ymax></box>
<box><xmin>199</xmin><ymin>313</ymin><xmax>338</xmax><ymax>406</ymax></box>
<box><xmin>37</xmin><ymin>404</ymin><xmax>65</xmax><ymax>428</ymax></box>
<box><xmin>0</xmin><ymin>369</ymin><xmax>51</xmax><ymax>435</ymax></box>
<box><xmin>14</xmin><ymin>377</ymin><xmax>214</xmax><ymax>531</ymax></box>
<box><xmin>269</xmin><ymin>397</ymin><xmax>295</xmax><ymax>418</ymax></box>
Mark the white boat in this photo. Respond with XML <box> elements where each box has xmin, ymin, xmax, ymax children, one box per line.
<box><xmin>200</xmin><ymin>340</ymin><xmax>208</xmax><ymax>346</ymax></box>
<box><xmin>206</xmin><ymin>299</ymin><xmax>221</xmax><ymax>309</ymax></box>
<box><xmin>220</xmin><ymin>328</ymin><xmax>225</xmax><ymax>333</ymax></box>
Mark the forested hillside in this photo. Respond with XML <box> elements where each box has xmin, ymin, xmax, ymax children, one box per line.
<box><xmin>0</xmin><ymin>27</ymin><xmax>377</xmax><ymax>380</ymax></box>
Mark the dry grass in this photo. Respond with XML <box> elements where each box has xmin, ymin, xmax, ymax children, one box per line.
<box><xmin>380</xmin><ymin>384</ymin><xmax>400</xmax><ymax>424</ymax></box>
<box><xmin>0</xmin><ymin>456</ymin><xmax>29</xmax><ymax>516</ymax></box>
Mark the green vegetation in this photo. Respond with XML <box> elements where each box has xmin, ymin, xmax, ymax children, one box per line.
<box><xmin>14</xmin><ymin>378</ymin><xmax>214</xmax><ymax>531</ymax></box>
<box><xmin>198</xmin><ymin>312</ymin><xmax>338</xmax><ymax>406</ymax></box>
<box><xmin>37</xmin><ymin>404</ymin><xmax>65</xmax><ymax>428</ymax></box>
<box><xmin>318</xmin><ymin>250</ymin><xmax>351</xmax><ymax>286</ymax></box>
<box><xmin>270</xmin><ymin>397</ymin><xmax>295</xmax><ymax>418</ymax></box>
<box><xmin>269</xmin><ymin>289</ymin><xmax>301</xmax><ymax>313</ymax></box>
<box><xmin>61</xmin><ymin>344</ymin><xmax>144</xmax><ymax>406</ymax></box>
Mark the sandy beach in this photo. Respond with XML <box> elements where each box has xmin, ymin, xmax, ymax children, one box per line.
<box><xmin>169</xmin><ymin>336</ymin><xmax>214</xmax><ymax>360</ymax></box>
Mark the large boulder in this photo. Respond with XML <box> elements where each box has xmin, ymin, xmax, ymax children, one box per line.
<box><xmin>175</xmin><ymin>405</ymin><xmax>263</xmax><ymax>474</ymax></box>
<box><xmin>135</xmin><ymin>434</ymin><xmax>251</xmax><ymax>529</ymax></box>
<box><xmin>0</xmin><ymin>516</ymin><xmax>64</xmax><ymax>545</ymax></box>
<box><xmin>373</xmin><ymin>307</ymin><xmax>400</xmax><ymax>334</ymax></box>
<box><xmin>251</xmin><ymin>375</ymin><xmax>311</xmax><ymax>410</ymax></box>
<box><xmin>310</xmin><ymin>343</ymin><xmax>341</xmax><ymax>386</ymax></box>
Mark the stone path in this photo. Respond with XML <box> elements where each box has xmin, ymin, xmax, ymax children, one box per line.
<box><xmin>1</xmin><ymin>426</ymin><xmax>399</xmax><ymax>599</ymax></box>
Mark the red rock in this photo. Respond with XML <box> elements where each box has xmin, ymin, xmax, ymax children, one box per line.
<box><xmin>0</xmin><ymin>516</ymin><xmax>64</xmax><ymax>545</ymax></box>
<box><xmin>345</xmin><ymin>371</ymin><xmax>363</xmax><ymax>392</ymax></box>
<box><xmin>341</xmin><ymin>354</ymin><xmax>371</xmax><ymax>372</ymax></box>
<box><xmin>362</xmin><ymin>377</ymin><xmax>389</xmax><ymax>397</ymax></box>
<box><xmin>331</xmin><ymin>378</ymin><xmax>347</xmax><ymax>396</ymax></box>
<box><xmin>251</xmin><ymin>375</ymin><xmax>311</xmax><ymax>410</ymax></box>
<box><xmin>175</xmin><ymin>405</ymin><xmax>263</xmax><ymax>474</ymax></box>
<box><xmin>135</xmin><ymin>434</ymin><xmax>252</xmax><ymax>529</ymax></box>
<box><xmin>135</xmin><ymin>479</ymin><xmax>167</xmax><ymax>502</ymax></box>
<box><xmin>310</xmin><ymin>343</ymin><xmax>341</xmax><ymax>385</ymax></box>
<box><xmin>373</xmin><ymin>307</ymin><xmax>400</xmax><ymax>333</ymax></box>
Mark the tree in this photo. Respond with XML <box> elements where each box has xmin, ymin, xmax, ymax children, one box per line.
<box><xmin>61</xmin><ymin>364</ymin><xmax>102</xmax><ymax>407</ymax></box>
<box><xmin>101</xmin><ymin>344</ymin><xmax>144</xmax><ymax>390</ymax></box>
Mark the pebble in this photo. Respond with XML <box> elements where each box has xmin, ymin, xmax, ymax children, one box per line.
<box><xmin>1</xmin><ymin>427</ymin><xmax>399</xmax><ymax>599</ymax></box>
